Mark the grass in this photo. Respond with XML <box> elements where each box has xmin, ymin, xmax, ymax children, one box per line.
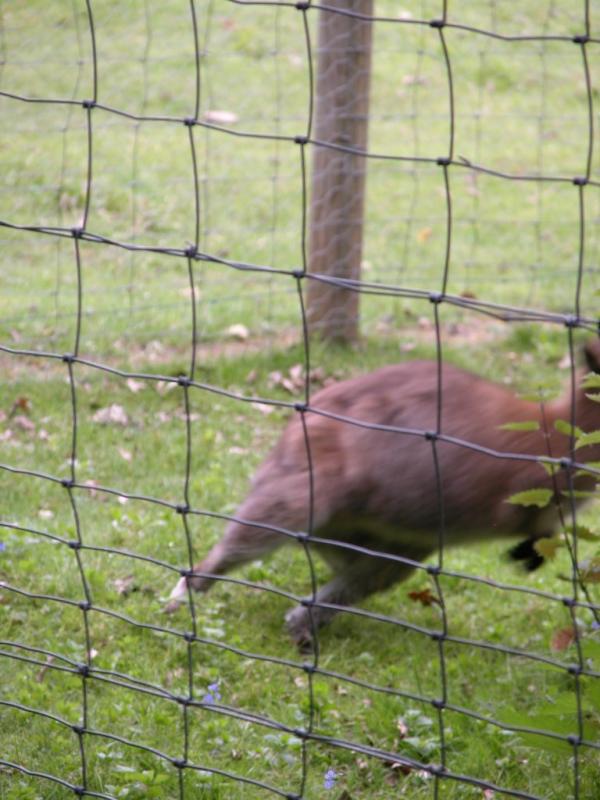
<box><xmin>1</xmin><ymin>0</ymin><xmax>600</xmax><ymax>798</ymax></box>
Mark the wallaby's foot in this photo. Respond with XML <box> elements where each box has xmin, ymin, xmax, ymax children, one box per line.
<box><xmin>285</xmin><ymin>605</ymin><xmax>316</xmax><ymax>653</ymax></box>
<box><xmin>164</xmin><ymin>575</ymin><xmax>189</xmax><ymax>613</ymax></box>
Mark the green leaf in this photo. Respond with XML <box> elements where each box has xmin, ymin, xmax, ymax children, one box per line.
<box><xmin>564</xmin><ymin>524</ymin><xmax>600</xmax><ymax>542</ymax></box>
<box><xmin>585</xmin><ymin>674</ymin><xmax>600</xmax><ymax>712</ymax></box>
<box><xmin>585</xmin><ymin>392</ymin><xmax>600</xmax><ymax>404</ymax></box>
<box><xmin>507</xmin><ymin>488</ymin><xmax>553</xmax><ymax>508</ymax></box>
<box><xmin>499</xmin><ymin>420</ymin><xmax>540</xmax><ymax>432</ymax></box>
<box><xmin>582</xmin><ymin>373</ymin><xmax>600</xmax><ymax>389</ymax></box>
<box><xmin>581</xmin><ymin>638</ymin><xmax>600</xmax><ymax>668</ymax></box>
<box><xmin>575</xmin><ymin>430</ymin><xmax>600</xmax><ymax>449</ymax></box>
<box><xmin>534</xmin><ymin>537</ymin><xmax>563</xmax><ymax>560</ymax></box>
<box><xmin>579</xmin><ymin>557</ymin><xmax>600</xmax><ymax>583</ymax></box>
<box><xmin>555</xmin><ymin>419</ymin><xmax>583</xmax><ymax>438</ymax></box>
<box><xmin>539</xmin><ymin>461</ymin><xmax>560</xmax><ymax>477</ymax></box>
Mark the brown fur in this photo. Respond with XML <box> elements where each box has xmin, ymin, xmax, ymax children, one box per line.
<box><xmin>168</xmin><ymin>340</ymin><xmax>600</xmax><ymax>647</ymax></box>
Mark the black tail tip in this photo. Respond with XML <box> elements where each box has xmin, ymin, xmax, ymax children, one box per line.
<box><xmin>507</xmin><ymin>538</ymin><xmax>545</xmax><ymax>572</ymax></box>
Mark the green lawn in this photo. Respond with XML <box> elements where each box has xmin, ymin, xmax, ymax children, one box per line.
<box><xmin>1</xmin><ymin>1</ymin><xmax>600</xmax><ymax>798</ymax></box>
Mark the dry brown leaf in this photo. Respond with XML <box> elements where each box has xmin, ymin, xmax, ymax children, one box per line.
<box><xmin>408</xmin><ymin>588</ymin><xmax>440</xmax><ymax>607</ymax></box>
<box><xmin>82</xmin><ymin>479</ymin><xmax>99</xmax><ymax>497</ymax></box>
<box><xmin>550</xmin><ymin>626</ymin><xmax>576</xmax><ymax>652</ymax></box>
<box><xmin>203</xmin><ymin>109</ymin><xmax>239</xmax><ymax>125</ymax></box>
<box><xmin>13</xmin><ymin>415</ymin><xmax>35</xmax><ymax>432</ymax></box>
<box><xmin>92</xmin><ymin>404</ymin><xmax>129</xmax><ymax>426</ymax></box>
<box><xmin>227</xmin><ymin>323</ymin><xmax>249</xmax><ymax>341</ymax></box>
<box><xmin>251</xmin><ymin>402</ymin><xmax>274</xmax><ymax>416</ymax></box>
<box><xmin>113</xmin><ymin>575</ymin><xmax>136</xmax><ymax>596</ymax></box>
<box><xmin>289</xmin><ymin>364</ymin><xmax>304</xmax><ymax>385</ymax></box>
<box><xmin>126</xmin><ymin>378</ymin><xmax>146</xmax><ymax>393</ymax></box>
<box><xmin>35</xmin><ymin>655</ymin><xmax>54</xmax><ymax>683</ymax></box>
<box><xmin>155</xmin><ymin>381</ymin><xmax>177</xmax><ymax>395</ymax></box>
<box><xmin>9</xmin><ymin>396</ymin><xmax>31</xmax><ymax>417</ymax></box>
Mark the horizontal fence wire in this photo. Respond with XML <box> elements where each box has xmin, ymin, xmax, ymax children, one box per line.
<box><xmin>0</xmin><ymin>1</ymin><xmax>599</xmax><ymax>799</ymax></box>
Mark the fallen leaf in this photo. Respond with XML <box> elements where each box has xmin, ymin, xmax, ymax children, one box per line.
<box><xmin>389</xmin><ymin>761</ymin><xmax>412</xmax><ymax>775</ymax></box>
<box><xmin>251</xmin><ymin>402</ymin><xmax>273</xmax><ymax>415</ymax></box>
<box><xmin>9</xmin><ymin>396</ymin><xmax>31</xmax><ymax>417</ymax></box>
<box><xmin>155</xmin><ymin>381</ymin><xmax>177</xmax><ymax>395</ymax></box>
<box><xmin>408</xmin><ymin>588</ymin><xmax>440</xmax><ymax>607</ymax></box>
<box><xmin>126</xmin><ymin>378</ymin><xmax>146</xmax><ymax>393</ymax></box>
<box><xmin>227</xmin><ymin>323</ymin><xmax>249</xmax><ymax>341</ymax></box>
<box><xmin>113</xmin><ymin>575</ymin><xmax>136</xmax><ymax>596</ymax></box>
<box><xmin>165</xmin><ymin>667</ymin><xmax>185</xmax><ymax>687</ymax></box>
<box><xmin>35</xmin><ymin>655</ymin><xmax>54</xmax><ymax>683</ymax></box>
<box><xmin>82</xmin><ymin>479</ymin><xmax>99</xmax><ymax>497</ymax></box>
<box><xmin>203</xmin><ymin>109</ymin><xmax>239</xmax><ymax>125</ymax></box>
<box><xmin>13</xmin><ymin>415</ymin><xmax>35</xmax><ymax>432</ymax></box>
<box><xmin>289</xmin><ymin>364</ymin><xmax>304</xmax><ymax>385</ymax></box>
<box><xmin>178</xmin><ymin>286</ymin><xmax>201</xmax><ymax>300</ymax></box>
<box><xmin>92</xmin><ymin>404</ymin><xmax>129</xmax><ymax>426</ymax></box>
<box><xmin>550</xmin><ymin>626</ymin><xmax>576</xmax><ymax>652</ymax></box>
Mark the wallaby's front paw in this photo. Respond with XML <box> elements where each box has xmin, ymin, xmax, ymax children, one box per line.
<box><xmin>285</xmin><ymin>606</ymin><xmax>315</xmax><ymax>653</ymax></box>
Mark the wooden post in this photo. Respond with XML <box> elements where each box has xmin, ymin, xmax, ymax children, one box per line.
<box><xmin>306</xmin><ymin>0</ymin><xmax>373</xmax><ymax>342</ymax></box>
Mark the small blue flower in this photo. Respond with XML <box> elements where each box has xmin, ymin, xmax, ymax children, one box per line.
<box><xmin>324</xmin><ymin>769</ymin><xmax>337</xmax><ymax>790</ymax></box>
<box><xmin>0</xmin><ymin>541</ymin><xmax>5</xmax><ymax>552</ymax></box>
<box><xmin>592</xmin><ymin>620</ymin><xmax>600</xmax><ymax>631</ymax></box>
<box><xmin>202</xmin><ymin>681</ymin><xmax>221</xmax><ymax>704</ymax></box>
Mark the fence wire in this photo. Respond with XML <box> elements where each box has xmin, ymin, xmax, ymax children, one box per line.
<box><xmin>1</xmin><ymin>1</ymin><xmax>599</xmax><ymax>799</ymax></box>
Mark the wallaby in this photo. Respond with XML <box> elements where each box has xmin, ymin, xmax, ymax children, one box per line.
<box><xmin>167</xmin><ymin>340</ymin><xmax>600</xmax><ymax>648</ymax></box>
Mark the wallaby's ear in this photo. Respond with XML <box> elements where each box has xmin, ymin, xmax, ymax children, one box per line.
<box><xmin>584</xmin><ymin>338</ymin><xmax>600</xmax><ymax>374</ymax></box>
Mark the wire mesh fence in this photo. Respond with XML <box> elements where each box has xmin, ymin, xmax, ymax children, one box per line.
<box><xmin>1</xmin><ymin>1</ymin><xmax>600</xmax><ymax>798</ymax></box>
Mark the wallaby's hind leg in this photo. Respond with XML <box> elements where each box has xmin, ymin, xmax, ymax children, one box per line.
<box><xmin>285</xmin><ymin>546</ymin><xmax>431</xmax><ymax>650</ymax></box>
